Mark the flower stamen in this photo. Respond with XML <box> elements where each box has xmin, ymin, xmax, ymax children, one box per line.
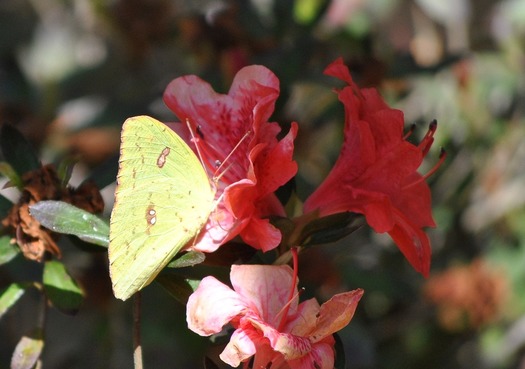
<box><xmin>419</xmin><ymin>119</ymin><xmax>438</xmax><ymax>157</ymax></box>
<box><xmin>403</xmin><ymin>123</ymin><xmax>417</xmax><ymax>140</ymax></box>
<box><xmin>277</xmin><ymin>247</ymin><xmax>300</xmax><ymax>331</ymax></box>
<box><xmin>403</xmin><ymin>148</ymin><xmax>446</xmax><ymax>190</ymax></box>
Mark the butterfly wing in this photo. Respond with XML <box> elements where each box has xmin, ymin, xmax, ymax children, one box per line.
<box><xmin>109</xmin><ymin>115</ymin><xmax>215</xmax><ymax>300</ymax></box>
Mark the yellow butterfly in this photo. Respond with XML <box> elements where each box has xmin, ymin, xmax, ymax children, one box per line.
<box><xmin>109</xmin><ymin>116</ymin><xmax>215</xmax><ymax>300</ymax></box>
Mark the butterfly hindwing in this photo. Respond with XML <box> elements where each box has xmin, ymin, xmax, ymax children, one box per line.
<box><xmin>109</xmin><ymin>115</ymin><xmax>215</xmax><ymax>300</ymax></box>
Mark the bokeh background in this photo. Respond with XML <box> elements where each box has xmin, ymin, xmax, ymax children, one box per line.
<box><xmin>1</xmin><ymin>0</ymin><xmax>525</xmax><ymax>368</ymax></box>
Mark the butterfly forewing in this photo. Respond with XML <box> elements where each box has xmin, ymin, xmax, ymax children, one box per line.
<box><xmin>109</xmin><ymin>115</ymin><xmax>215</xmax><ymax>300</ymax></box>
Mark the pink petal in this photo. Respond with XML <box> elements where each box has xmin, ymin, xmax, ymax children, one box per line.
<box><xmin>309</xmin><ymin>289</ymin><xmax>363</xmax><ymax>343</ymax></box>
<box><xmin>229</xmin><ymin>65</ymin><xmax>280</xmax><ymax>106</ymax></box>
<box><xmin>251</xmin><ymin>342</ymin><xmax>289</xmax><ymax>369</ymax></box>
<box><xmin>187</xmin><ymin>203</ymin><xmax>238</xmax><ymax>253</ymax></box>
<box><xmin>288</xmin><ymin>342</ymin><xmax>335</xmax><ymax>369</ymax></box>
<box><xmin>186</xmin><ymin>276</ymin><xmax>247</xmax><ymax>336</ymax></box>
<box><xmin>249</xmin><ymin>317</ymin><xmax>312</xmax><ymax>360</ymax></box>
<box><xmin>163</xmin><ymin>65</ymin><xmax>280</xmax><ymax>182</ymax></box>
<box><xmin>285</xmin><ymin>298</ymin><xmax>321</xmax><ymax>336</ymax></box>
<box><xmin>163</xmin><ymin>66</ymin><xmax>297</xmax><ymax>254</ymax></box>
<box><xmin>230</xmin><ymin>265</ymin><xmax>297</xmax><ymax>327</ymax></box>
<box><xmin>220</xmin><ymin>328</ymin><xmax>258</xmax><ymax>367</ymax></box>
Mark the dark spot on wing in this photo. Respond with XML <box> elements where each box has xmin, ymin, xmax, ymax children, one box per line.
<box><xmin>145</xmin><ymin>205</ymin><xmax>157</xmax><ymax>234</ymax></box>
<box><xmin>157</xmin><ymin>147</ymin><xmax>170</xmax><ymax>168</ymax></box>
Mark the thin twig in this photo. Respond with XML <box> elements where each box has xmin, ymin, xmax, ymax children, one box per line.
<box><xmin>133</xmin><ymin>292</ymin><xmax>143</xmax><ymax>369</ymax></box>
<box><xmin>35</xmin><ymin>287</ymin><xmax>47</xmax><ymax>369</ymax></box>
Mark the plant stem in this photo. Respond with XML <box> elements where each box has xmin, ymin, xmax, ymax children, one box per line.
<box><xmin>35</xmin><ymin>286</ymin><xmax>47</xmax><ymax>369</ymax></box>
<box><xmin>133</xmin><ymin>292</ymin><xmax>143</xmax><ymax>369</ymax></box>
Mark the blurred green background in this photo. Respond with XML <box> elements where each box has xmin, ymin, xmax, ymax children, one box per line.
<box><xmin>1</xmin><ymin>0</ymin><xmax>525</xmax><ymax>368</ymax></box>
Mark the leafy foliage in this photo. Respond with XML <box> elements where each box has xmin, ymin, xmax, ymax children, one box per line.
<box><xmin>29</xmin><ymin>200</ymin><xmax>109</xmax><ymax>247</ymax></box>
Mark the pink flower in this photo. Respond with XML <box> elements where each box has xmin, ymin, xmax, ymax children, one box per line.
<box><xmin>303</xmin><ymin>58</ymin><xmax>443</xmax><ymax>277</ymax></box>
<box><xmin>187</xmin><ymin>264</ymin><xmax>363</xmax><ymax>369</ymax></box>
<box><xmin>163</xmin><ymin>66</ymin><xmax>298</xmax><ymax>253</ymax></box>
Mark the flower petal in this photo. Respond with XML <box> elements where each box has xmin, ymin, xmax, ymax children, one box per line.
<box><xmin>255</xmin><ymin>122</ymin><xmax>299</xmax><ymax>196</ymax></box>
<box><xmin>164</xmin><ymin>65</ymin><xmax>297</xmax><ymax>253</ymax></box>
<box><xmin>239</xmin><ymin>215</ymin><xmax>283</xmax><ymax>252</ymax></box>
<box><xmin>186</xmin><ymin>203</ymin><xmax>238</xmax><ymax>253</ymax></box>
<box><xmin>249</xmin><ymin>316</ymin><xmax>312</xmax><ymax>360</ymax></box>
<box><xmin>230</xmin><ymin>265</ymin><xmax>297</xmax><ymax>327</ymax></box>
<box><xmin>304</xmin><ymin>58</ymin><xmax>437</xmax><ymax>276</ymax></box>
<box><xmin>251</xmin><ymin>342</ymin><xmax>288</xmax><ymax>369</ymax></box>
<box><xmin>388</xmin><ymin>214</ymin><xmax>432</xmax><ymax>276</ymax></box>
<box><xmin>288</xmin><ymin>341</ymin><xmax>335</xmax><ymax>369</ymax></box>
<box><xmin>163</xmin><ymin>65</ymin><xmax>280</xmax><ymax>183</ymax></box>
<box><xmin>285</xmin><ymin>298</ymin><xmax>321</xmax><ymax>336</ymax></box>
<box><xmin>309</xmin><ymin>289</ymin><xmax>364</xmax><ymax>343</ymax></box>
<box><xmin>186</xmin><ymin>276</ymin><xmax>247</xmax><ymax>336</ymax></box>
<box><xmin>220</xmin><ymin>327</ymin><xmax>258</xmax><ymax>367</ymax></box>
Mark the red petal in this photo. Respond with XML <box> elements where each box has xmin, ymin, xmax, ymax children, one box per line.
<box><xmin>388</xmin><ymin>212</ymin><xmax>432</xmax><ymax>276</ymax></box>
<box><xmin>305</xmin><ymin>58</ymin><xmax>437</xmax><ymax>276</ymax></box>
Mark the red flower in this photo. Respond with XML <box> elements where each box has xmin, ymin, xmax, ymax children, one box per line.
<box><xmin>303</xmin><ymin>58</ymin><xmax>442</xmax><ymax>276</ymax></box>
<box><xmin>163</xmin><ymin>66</ymin><xmax>298</xmax><ymax>252</ymax></box>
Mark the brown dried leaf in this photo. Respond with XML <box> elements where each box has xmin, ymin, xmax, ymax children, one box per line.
<box><xmin>1</xmin><ymin>164</ymin><xmax>104</xmax><ymax>262</ymax></box>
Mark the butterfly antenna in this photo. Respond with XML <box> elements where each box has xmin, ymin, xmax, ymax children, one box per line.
<box><xmin>185</xmin><ymin>119</ymin><xmax>209</xmax><ymax>175</ymax></box>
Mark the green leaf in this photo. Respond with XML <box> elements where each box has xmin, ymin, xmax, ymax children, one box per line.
<box><xmin>29</xmin><ymin>200</ymin><xmax>109</xmax><ymax>247</ymax></box>
<box><xmin>56</xmin><ymin>157</ymin><xmax>78</xmax><ymax>187</ymax></box>
<box><xmin>166</xmin><ymin>251</ymin><xmax>205</xmax><ymax>268</ymax></box>
<box><xmin>300</xmin><ymin>212</ymin><xmax>366</xmax><ymax>247</ymax></box>
<box><xmin>0</xmin><ymin>124</ymin><xmax>41</xmax><ymax>176</ymax></box>
<box><xmin>0</xmin><ymin>236</ymin><xmax>19</xmax><ymax>265</ymax></box>
<box><xmin>0</xmin><ymin>161</ymin><xmax>23</xmax><ymax>189</ymax></box>
<box><xmin>10</xmin><ymin>328</ymin><xmax>44</xmax><ymax>369</ymax></box>
<box><xmin>155</xmin><ymin>273</ymin><xmax>199</xmax><ymax>305</ymax></box>
<box><xmin>43</xmin><ymin>260</ymin><xmax>83</xmax><ymax>314</ymax></box>
<box><xmin>0</xmin><ymin>282</ymin><xmax>28</xmax><ymax>320</ymax></box>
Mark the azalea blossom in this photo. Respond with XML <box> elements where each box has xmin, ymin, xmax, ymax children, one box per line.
<box><xmin>163</xmin><ymin>66</ymin><xmax>298</xmax><ymax>252</ymax></box>
<box><xmin>303</xmin><ymin>58</ymin><xmax>443</xmax><ymax>277</ymax></box>
<box><xmin>187</xmin><ymin>264</ymin><xmax>363</xmax><ymax>369</ymax></box>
